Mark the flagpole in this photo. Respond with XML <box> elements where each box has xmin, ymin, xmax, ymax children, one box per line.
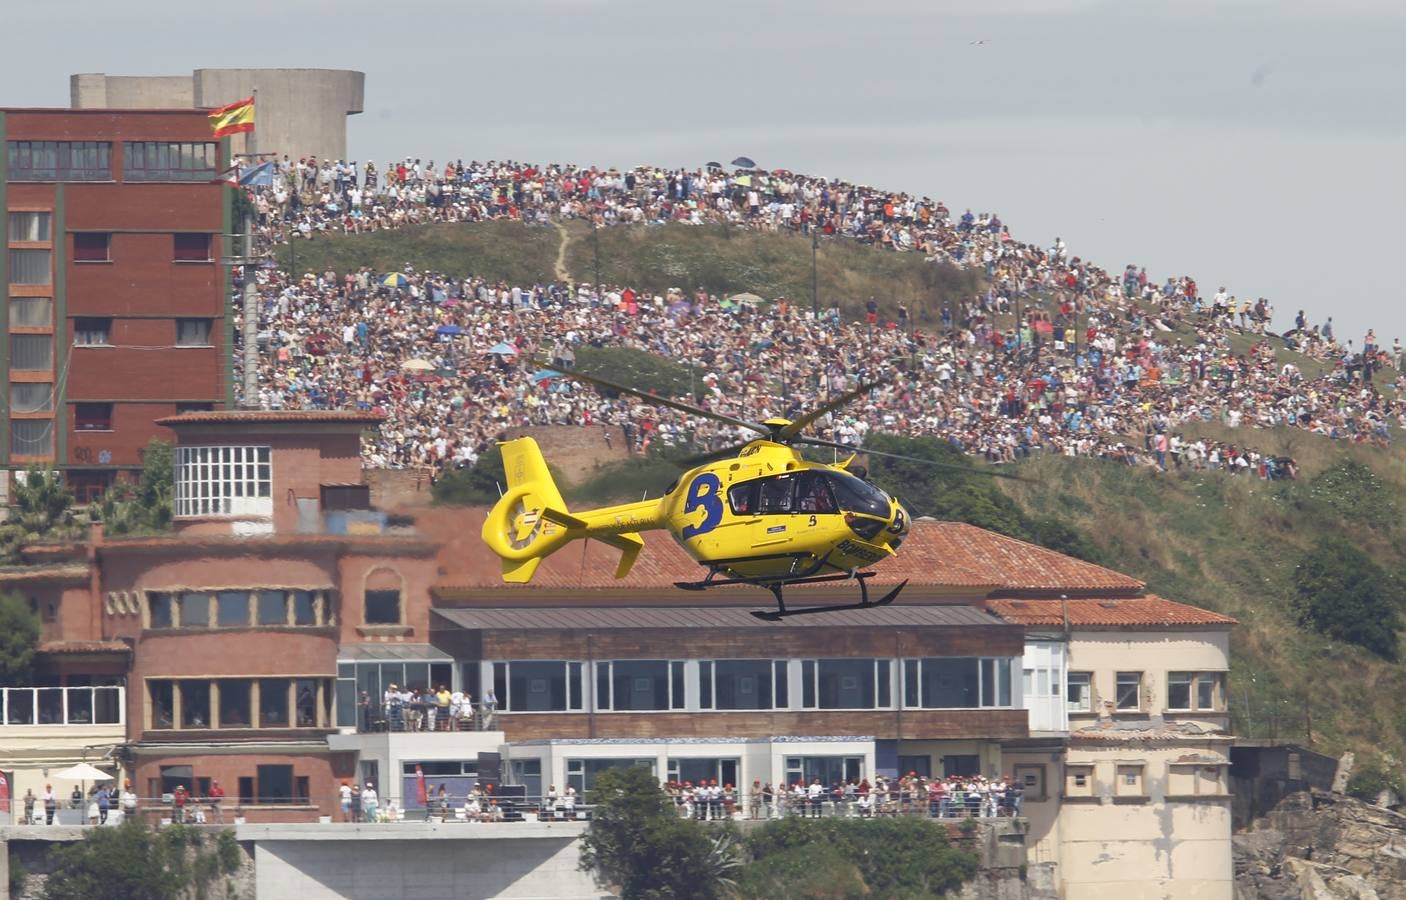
<box><xmin>241</xmin><ymin>90</ymin><xmax>260</xmax><ymax>408</ymax></box>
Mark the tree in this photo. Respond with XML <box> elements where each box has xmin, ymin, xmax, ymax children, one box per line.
<box><xmin>92</xmin><ymin>440</ymin><xmax>173</xmax><ymax>536</ymax></box>
<box><xmin>0</xmin><ymin>467</ymin><xmax>82</xmax><ymax>564</ymax></box>
<box><xmin>1293</xmin><ymin>537</ymin><xmax>1403</xmax><ymax>660</ymax></box>
<box><xmin>862</xmin><ymin>433</ymin><xmax>1104</xmax><ymax>562</ymax></box>
<box><xmin>578</xmin><ymin>766</ymin><xmax>737</xmax><ymax>899</ymax></box>
<box><xmin>740</xmin><ymin>816</ymin><xmax>976</xmax><ymax>899</ymax></box>
<box><xmin>0</xmin><ymin>592</ymin><xmax>39</xmax><ymax>686</ymax></box>
<box><xmin>43</xmin><ymin>822</ymin><xmax>241</xmax><ymax>900</ymax></box>
<box><xmin>432</xmin><ymin>444</ymin><xmax>507</xmax><ymax>506</ymax></box>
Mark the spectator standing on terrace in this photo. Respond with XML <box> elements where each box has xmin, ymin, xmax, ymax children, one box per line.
<box><xmin>208</xmin><ymin>779</ymin><xmax>225</xmax><ymax>824</ymax></box>
<box><xmin>44</xmin><ymin>784</ymin><xmax>56</xmax><ymax>825</ymax></box>
<box><xmin>339</xmin><ymin>780</ymin><xmax>353</xmax><ymax>821</ymax></box>
<box><xmin>361</xmin><ymin>782</ymin><xmax>379</xmax><ymax>823</ymax></box>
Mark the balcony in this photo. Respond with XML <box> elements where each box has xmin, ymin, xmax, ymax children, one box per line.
<box><xmin>2</xmin><ymin>686</ymin><xmax>125</xmax><ymax>728</ymax></box>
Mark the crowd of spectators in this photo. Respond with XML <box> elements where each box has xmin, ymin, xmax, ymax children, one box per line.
<box><xmin>670</xmin><ymin>773</ymin><xmax>1021</xmax><ymax>820</ymax></box>
<box><xmin>234</xmin><ymin>156</ymin><xmax>1406</xmax><ymax>476</ymax></box>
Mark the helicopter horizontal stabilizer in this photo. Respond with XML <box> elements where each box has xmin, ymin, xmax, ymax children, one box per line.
<box><xmin>596</xmin><ymin>532</ymin><xmax>645</xmax><ymax>579</ymax></box>
<box><xmin>501</xmin><ymin>556</ymin><xmax>544</xmax><ymax>584</ymax></box>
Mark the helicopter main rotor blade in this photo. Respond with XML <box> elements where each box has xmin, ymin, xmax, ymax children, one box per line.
<box><xmin>674</xmin><ymin>442</ymin><xmax>753</xmax><ymax>468</ymax></box>
<box><xmin>793</xmin><ymin>437</ymin><xmax>1032</xmax><ymax>481</ymax></box>
<box><xmin>533</xmin><ymin>360</ymin><xmax>769</xmax><ymax>436</ymax></box>
<box><xmin>777</xmin><ymin>380</ymin><xmax>887</xmax><ymax>442</ymax></box>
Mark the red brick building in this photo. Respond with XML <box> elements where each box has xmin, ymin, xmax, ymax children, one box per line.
<box><xmin>1</xmin><ymin>108</ymin><xmax>230</xmax><ymax>501</ymax></box>
<box><xmin>1</xmin><ymin>411</ymin><xmax>1237</xmax><ymax>825</ymax></box>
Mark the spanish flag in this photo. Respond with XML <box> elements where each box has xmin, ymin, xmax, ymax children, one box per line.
<box><xmin>208</xmin><ymin>96</ymin><xmax>255</xmax><ymax>138</ymax></box>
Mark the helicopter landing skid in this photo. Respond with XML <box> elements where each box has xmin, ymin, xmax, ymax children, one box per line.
<box><xmin>750</xmin><ymin>573</ymin><xmax>908</xmax><ymax>622</ymax></box>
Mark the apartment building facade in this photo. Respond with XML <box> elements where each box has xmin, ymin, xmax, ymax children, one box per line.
<box><xmin>1</xmin><ymin>108</ymin><xmax>230</xmax><ymax>501</ymax></box>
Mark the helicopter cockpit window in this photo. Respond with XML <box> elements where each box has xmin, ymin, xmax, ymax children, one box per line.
<box><xmin>756</xmin><ymin>477</ymin><xmax>795</xmax><ymax>515</ymax></box>
<box><xmin>727</xmin><ymin>481</ymin><xmax>757</xmax><ymax>516</ymax></box>
<box><xmin>794</xmin><ymin>472</ymin><xmax>837</xmax><ymax>514</ymax></box>
<box><xmin>827</xmin><ymin>471</ymin><xmax>891</xmax><ymax>518</ymax></box>
<box><xmin>727</xmin><ymin>472</ymin><xmax>837</xmax><ymax>516</ymax></box>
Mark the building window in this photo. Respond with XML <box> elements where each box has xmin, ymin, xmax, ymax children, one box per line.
<box><xmin>73</xmin><ymin>317</ymin><xmax>111</xmax><ymax>346</ymax></box>
<box><xmin>176</xmin><ymin>402</ymin><xmax>214</xmax><ymax>414</ymax></box>
<box><xmin>10</xmin><ymin>419</ymin><xmax>53</xmax><ymax>456</ymax></box>
<box><xmin>11</xmin><ymin>334</ymin><xmax>52</xmax><ymax>370</ymax></box>
<box><xmin>1067</xmin><ymin>672</ymin><xmax>1093</xmax><ymax>713</ymax></box>
<box><xmin>148</xmin><ymin>681</ymin><xmax>175</xmax><ymax>728</ymax></box>
<box><xmin>699</xmin><ymin>659</ymin><xmax>778</xmax><ymax>711</ymax></box>
<box><xmin>219</xmin><ymin>679</ymin><xmax>252</xmax><ymax>728</ymax></box>
<box><xmin>173</xmin><ymin>233</ymin><xmax>212</xmax><ymax>262</ymax></box>
<box><xmin>8</xmin><ymin>249</ymin><xmax>51</xmax><ymax>285</ymax></box>
<box><xmin>176</xmin><ymin>318</ymin><xmax>212</xmax><ymax>346</ymax></box>
<box><xmin>1064</xmin><ymin>764</ymin><xmax>1096</xmax><ymax>798</ymax></box>
<box><xmin>72</xmin><ymin>233</ymin><xmax>110</xmax><ymax>263</ymax></box>
<box><xmin>364</xmin><ymin>590</ymin><xmax>400</xmax><ymax>625</ymax></box>
<box><xmin>1014</xmin><ymin>764</ymin><xmax>1046</xmax><ymax>802</ymax></box>
<box><xmin>1115</xmin><ymin>764</ymin><xmax>1145</xmax><ymax>799</ymax></box>
<box><xmin>291</xmin><ymin>590</ymin><xmax>318</xmax><ymax>626</ymax></box>
<box><xmin>10</xmin><ymin>383</ymin><xmax>52</xmax><ymax>413</ymax></box>
<box><xmin>595</xmin><ymin>660</ymin><xmax>684</xmax><ymax>711</ymax></box>
<box><xmin>260</xmin><ymin>679</ymin><xmax>290</xmax><ymax>727</ymax></box>
<box><xmin>177</xmin><ymin>592</ymin><xmax>210</xmax><ymax>628</ymax></box>
<box><xmin>216</xmin><ymin>591</ymin><xmax>251</xmax><ymax>627</ymax></box>
<box><xmin>255</xmin><ymin>765</ymin><xmax>296</xmax><ymax>804</ymax></box>
<box><xmin>257</xmin><ymin>590</ymin><xmax>288</xmax><ymax>625</ymax></box>
<box><xmin>784</xmin><ymin>756</ymin><xmax>863</xmax><ymax>788</ymax></box>
<box><xmin>1115</xmin><ymin>672</ymin><xmax>1142</xmax><ymax>711</ymax></box>
<box><xmin>10</xmin><ymin>298</ymin><xmax>53</xmax><ymax>329</ymax></box>
<box><xmin>179</xmin><ymin>681</ymin><xmax>210</xmax><ymax>728</ymax></box>
<box><xmin>122</xmin><ymin>141</ymin><xmax>218</xmax><ymax>182</ymax></box>
<box><xmin>148</xmin><ymin>592</ymin><xmax>174</xmax><ymax>629</ymax></box>
<box><xmin>7</xmin><ymin>212</ymin><xmax>51</xmax><ymax>242</ymax></box>
<box><xmin>902</xmin><ymin>657</ymin><xmax>1016</xmax><ymax>709</ymax></box>
<box><xmin>565</xmin><ymin>758</ymin><xmax>655</xmax><ymax>795</ymax></box>
<box><xmin>74</xmin><ymin>402</ymin><xmax>113</xmax><ymax>431</ymax></box>
<box><xmin>6</xmin><ymin>141</ymin><xmax>111</xmax><ymax>182</ymax></box>
<box><xmin>174</xmin><ymin>445</ymin><xmax>271</xmax><ymax>517</ymax></box>
<box><xmin>491</xmin><ymin>660</ymin><xmax>585</xmax><ymax>713</ymax></box>
<box><xmin>1168</xmin><ymin>672</ymin><xmax>1223</xmax><ymax>711</ymax></box>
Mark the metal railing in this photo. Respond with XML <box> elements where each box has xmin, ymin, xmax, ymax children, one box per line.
<box><xmin>1</xmin><ymin>686</ymin><xmax>125</xmax><ymax>727</ymax></box>
<box><xmin>355</xmin><ymin>702</ymin><xmax>495</xmax><ymax>734</ymax></box>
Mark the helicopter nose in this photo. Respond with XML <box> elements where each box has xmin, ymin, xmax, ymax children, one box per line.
<box><xmin>886</xmin><ymin>502</ymin><xmax>910</xmax><ymax>540</ymax></box>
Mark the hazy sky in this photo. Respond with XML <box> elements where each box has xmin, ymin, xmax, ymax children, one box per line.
<box><xmin>7</xmin><ymin>0</ymin><xmax>1404</xmax><ymax>342</ymax></box>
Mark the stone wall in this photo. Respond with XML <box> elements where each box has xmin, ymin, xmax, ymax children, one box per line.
<box><xmin>1234</xmin><ymin>790</ymin><xmax>1406</xmax><ymax>900</ymax></box>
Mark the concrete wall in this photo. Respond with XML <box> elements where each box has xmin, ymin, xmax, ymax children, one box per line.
<box><xmin>247</xmin><ymin>824</ymin><xmax>607</xmax><ymax>900</ymax></box>
<box><xmin>71</xmin><ymin>74</ymin><xmax>194</xmax><ymax>108</ymax></box>
<box><xmin>68</xmin><ymin>69</ymin><xmax>364</xmax><ymax>163</ymax></box>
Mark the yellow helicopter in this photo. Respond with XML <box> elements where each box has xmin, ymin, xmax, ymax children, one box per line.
<box><xmin>481</xmin><ymin>366</ymin><xmax>1017</xmax><ymax>620</ymax></box>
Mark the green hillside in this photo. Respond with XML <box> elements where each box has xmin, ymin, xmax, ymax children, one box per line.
<box><xmin>282</xmin><ymin>219</ymin><xmax>982</xmax><ymax>324</ymax></box>
<box><xmin>298</xmin><ymin>219</ymin><xmax>1404</xmax><ymax>777</ymax></box>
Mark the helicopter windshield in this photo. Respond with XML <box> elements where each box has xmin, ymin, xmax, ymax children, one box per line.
<box><xmin>827</xmin><ymin>471</ymin><xmax>891</xmax><ymax>518</ymax></box>
<box><xmin>727</xmin><ymin>471</ymin><xmax>838</xmax><ymax>516</ymax></box>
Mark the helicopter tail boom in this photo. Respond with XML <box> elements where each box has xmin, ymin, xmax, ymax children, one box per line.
<box><xmin>483</xmin><ymin>437</ymin><xmax>654</xmax><ymax>584</ymax></box>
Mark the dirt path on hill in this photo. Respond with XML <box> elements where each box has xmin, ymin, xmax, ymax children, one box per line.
<box><xmin>552</xmin><ymin>221</ymin><xmax>572</xmax><ymax>283</ymax></box>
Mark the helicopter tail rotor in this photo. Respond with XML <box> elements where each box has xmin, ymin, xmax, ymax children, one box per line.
<box><xmin>482</xmin><ymin>437</ymin><xmax>648</xmax><ymax>583</ymax></box>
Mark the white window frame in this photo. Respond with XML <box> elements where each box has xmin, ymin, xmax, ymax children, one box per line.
<box><xmin>594</xmin><ymin>660</ymin><xmax>685</xmax><ymax>712</ymax></box>
<box><xmin>174</xmin><ymin>445</ymin><xmax>271</xmax><ymax>518</ymax></box>
<box><xmin>698</xmin><ymin>658</ymin><xmax>788</xmax><ymax>711</ymax></box>
<box><xmin>1167</xmin><ymin>671</ymin><xmax>1223</xmax><ymax>712</ymax></box>
<box><xmin>1067</xmin><ymin>671</ymin><xmax>1093</xmax><ymax>713</ymax></box>
<box><xmin>492</xmin><ymin>660</ymin><xmax>585</xmax><ymax>713</ymax></box>
<box><xmin>901</xmin><ymin>657</ymin><xmax>1017</xmax><ymax>710</ymax></box>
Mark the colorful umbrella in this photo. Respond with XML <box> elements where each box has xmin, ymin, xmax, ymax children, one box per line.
<box><xmin>381</xmin><ymin>273</ymin><xmax>410</xmax><ymax>288</ymax></box>
<box><xmin>731</xmin><ymin>156</ymin><xmax>757</xmax><ymax>169</ymax></box>
<box><xmin>487</xmin><ymin>343</ymin><xmax>518</xmax><ymax>356</ymax></box>
<box><xmin>436</xmin><ymin>325</ymin><xmax>464</xmax><ymax>336</ymax></box>
<box><xmin>402</xmin><ymin>359</ymin><xmax>435</xmax><ymax>372</ymax></box>
<box><xmin>530</xmin><ymin>369</ymin><xmax>560</xmax><ymax>384</ymax></box>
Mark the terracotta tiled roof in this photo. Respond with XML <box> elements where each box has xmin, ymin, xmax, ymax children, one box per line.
<box><xmin>37</xmin><ymin>640</ymin><xmax>130</xmax><ymax>655</ymax></box>
<box><xmin>418</xmin><ymin>508</ymin><xmax>1138</xmax><ymax>596</ymax></box>
<box><xmin>987</xmin><ymin>595</ymin><xmax>1237</xmax><ymax>628</ymax></box>
<box><xmin>154</xmin><ymin>411</ymin><xmax>384</xmax><ymax>427</ymax></box>
<box><xmin>915</xmin><ymin>522</ymin><xmax>1143</xmax><ymax>593</ymax></box>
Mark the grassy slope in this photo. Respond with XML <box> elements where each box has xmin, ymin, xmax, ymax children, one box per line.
<box><xmin>999</xmin><ymin>436</ymin><xmax>1406</xmax><ymax>762</ymax></box>
<box><xmin>289</xmin><ymin>219</ymin><xmax>1403</xmax><ymax>764</ymax></box>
